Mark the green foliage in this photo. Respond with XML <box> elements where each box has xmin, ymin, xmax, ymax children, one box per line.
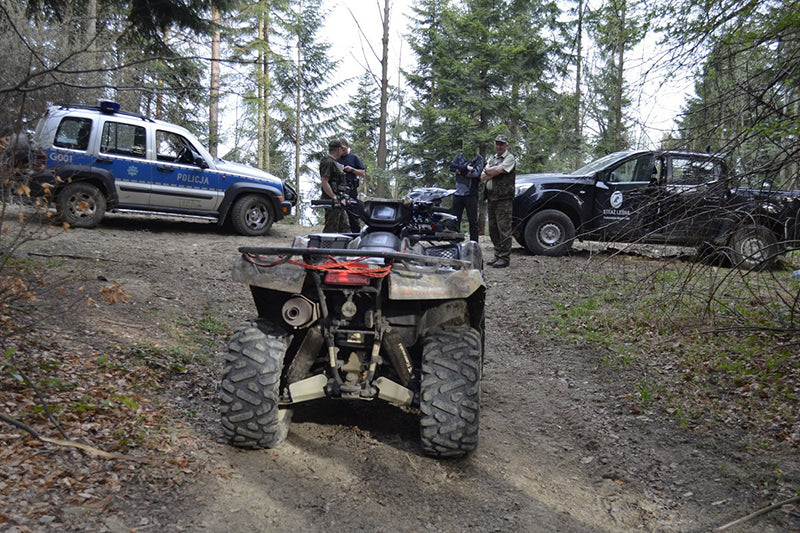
<box><xmin>539</xmin><ymin>259</ymin><xmax>800</xmax><ymax>446</ymax></box>
<box><xmin>661</xmin><ymin>0</ymin><xmax>800</xmax><ymax>189</ymax></box>
<box><xmin>131</xmin><ymin>343</ymin><xmax>194</xmax><ymax>374</ymax></box>
<box><xmin>341</xmin><ymin>74</ymin><xmax>381</xmax><ymax>195</ymax></box>
<box><xmin>196</xmin><ymin>309</ymin><xmax>228</xmax><ymax>336</ymax></box>
<box><xmin>3</xmin><ymin>1</ymin><xmax>226</xmax><ymax>139</ymax></box>
<box><xmin>584</xmin><ymin>0</ymin><xmax>648</xmax><ymax>156</ymax></box>
<box><xmin>404</xmin><ymin>0</ymin><xmax>561</xmax><ymax>181</ymax></box>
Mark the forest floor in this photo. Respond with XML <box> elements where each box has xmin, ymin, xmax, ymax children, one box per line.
<box><xmin>1</xmin><ymin>207</ymin><xmax>798</xmax><ymax>532</ymax></box>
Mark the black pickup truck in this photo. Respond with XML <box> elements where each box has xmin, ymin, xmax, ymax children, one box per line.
<box><xmin>512</xmin><ymin>150</ymin><xmax>800</xmax><ymax>269</ymax></box>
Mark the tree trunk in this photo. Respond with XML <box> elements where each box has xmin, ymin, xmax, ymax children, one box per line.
<box><xmin>574</xmin><ymin>0</ymin><xmax>583</xmax><ymax>168</ymax></box>
<box><xmin>257</xmin><ymin>16</ymin><xmax>267</xmax><ymax>169</ymax></box>
<box><xmin>375</xmin><ymin>0</ymin><xmax>391</xmax><ymax>197</ymax></box>
<box><xmin>209</xmin><ymin>7</ymin><xmax>221</xmax><ymax>157</ymax></box>
<box><xmin>614</xmin><ymin>1</ymin><xmax>626</xmax><ymax>150</ymax></box>
<box><xmin>294</xmin><ymin>0</ymin><xmax>303</xmax><ymax>209</ymax></box>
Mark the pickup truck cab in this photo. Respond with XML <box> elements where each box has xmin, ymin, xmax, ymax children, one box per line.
<box><xmin>512</xmin><ymin>150</ymin><xmax>800</xmax><ymax>269</ymax></box>
<box><xmin>29</xmin><ymin>101</ymin><xmax>296</xmax><ymax>235</ymax></box>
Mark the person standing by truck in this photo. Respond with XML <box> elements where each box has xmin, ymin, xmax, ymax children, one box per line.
<box><xmin>449</xmin><ymin>150</ymin><xmax>484</xmax><ymax>242</ymax></box>
<box><xmin>319</xmin><ymin>139</ymin><xmax>350</xmax><ymax>233</ymax></box>
<box><xmin>337</xmin><ymin>138</ymin><xmax>366</xmax><ymax>233</ymax></box>
<box><xmin>480</xmin><ymin>134</ymin><xmax>516</xmax><ymax>268</ymax></box>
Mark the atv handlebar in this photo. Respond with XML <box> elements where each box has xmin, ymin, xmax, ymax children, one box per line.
<box><xmin>310</xmin><ymin>196</ymin><xmax>353</xmax><ymax>209</ymax></box>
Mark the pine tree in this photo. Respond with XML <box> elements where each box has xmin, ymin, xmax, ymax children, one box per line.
<box><xmin>584</xmin><ymin>0</ymin><xmax>647</xmax><ymax>156</ymax></box>
<box><xmin>270</xmin><ymin>0</ymin><xmax>345</xmax><ymax>208</ymax></box>
<box><xmin>343</xmin><ymin>73</ymin><xmax>380</xmax><ymax>196</ymax></box>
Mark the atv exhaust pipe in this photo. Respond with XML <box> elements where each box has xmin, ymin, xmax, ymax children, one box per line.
<box><xmin>282</xmin><ymin>295</ymin><xmax>319</xmax><ymax>328</ymax></box>
<box><xmin>382</xmin><ymin>330</ymin><xmax>413</xmax><ymax>386</ymax></box>
<box><xmin>285</xmin><ymin>325</ymin><xmax>324</xmax><ymax>384</ymax></box>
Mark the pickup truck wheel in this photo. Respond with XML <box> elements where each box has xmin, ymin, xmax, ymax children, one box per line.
<box><xmin>220</xmin><ymin>321</ymin><xmax>292</xmax><ymax>449</ymax></box>
<box><xmin>523</xmin><ymin>209</ymin><xmax>575</xmax><ymax>256</ymax></box>
<box><xmin>231</xmin><ymin>194</ymin><xmax>275</xmax><ymax>236</ymax></box>
<box><xmin>56</xmin><ymin>182</ymin><xmax>106</xmax><ymax>228</ymax></box>
<box><xmin>420</xmin><ymin>327</ymin><xmax>482</xmax><ymax>458</ymax></box>
<box><xmin>728</xmin><ymin>225</ymin><xmax>779</xmax><ymax>271</ymax></box>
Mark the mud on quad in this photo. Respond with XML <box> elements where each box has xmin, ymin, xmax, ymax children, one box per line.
<box><xmin>219</xmin><ymin>188</ymin><xmax>486</xmax><ymax>458</ymax></box>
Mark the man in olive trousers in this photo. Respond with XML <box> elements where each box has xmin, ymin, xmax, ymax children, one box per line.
<box><xmin>480</xmin><ymin>134</ymin><xmax>516</xmax><ymax>268</ymax></box>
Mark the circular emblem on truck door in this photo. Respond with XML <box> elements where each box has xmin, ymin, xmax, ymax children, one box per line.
<box><xmin>610</xmin><ymin>191</ymin><xmax>623</xmax><ymax>209</ymax></box>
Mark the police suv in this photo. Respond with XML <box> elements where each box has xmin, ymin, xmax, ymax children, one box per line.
<box><xmin>29</xmin><ymin>101</ymin><xmax>296</xmax><ymax>235</ymax></box>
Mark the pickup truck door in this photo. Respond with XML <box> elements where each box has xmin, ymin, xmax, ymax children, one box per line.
<box><xmin>151</xmin><ymin>130</ymin><xmax>221</xmax><ymax>213</ymax></box>
<box><xmin>656</xmin><ymin>154</ymin><xmax>728</xmax><ymax>243</ymax></box>
<box><xmin>590</xmin><ymin>153</ymin><xmax>660</xmax><ymax>240</ymax></box>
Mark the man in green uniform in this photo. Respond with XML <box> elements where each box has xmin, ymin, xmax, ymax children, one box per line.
<box><xmin>480</xmin><ymin>134</ymin><xmax>516</xmax><ymax>268</ymax></box>
<box><xmin>319</xmin><ymin>139</ymin><xmax>350</xmax><ymax>233</ymax></box>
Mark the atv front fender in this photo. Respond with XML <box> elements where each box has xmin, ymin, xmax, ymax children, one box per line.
<box><xmin>232</xmin><ymin>254</ymin><xmax>306</xmax><ymax>293</ymax></box>
<box><xmin>388</xmin><ymin>268</ymin><xmax>484</xmax><ymax>300</ymax></box>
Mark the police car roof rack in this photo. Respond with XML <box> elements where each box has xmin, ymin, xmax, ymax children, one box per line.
<box><xmin>56</xmin><ymin>102</ymin><xmax>154</xmax><ymax>122</ymax></box>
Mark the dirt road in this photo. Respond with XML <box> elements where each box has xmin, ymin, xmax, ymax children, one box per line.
<box><xmin>6</xmin><ymin>211</ymin><xmax>798</xmax><ymax>532</ymax></box>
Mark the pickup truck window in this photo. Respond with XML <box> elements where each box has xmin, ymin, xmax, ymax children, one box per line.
<box><xmin>609</xmin><ymin>154</ymin><xmax>657</xmax><ymax>183</ymax></box>
<box><xmin>671</xmin><ymin>157</ymin><xmax>724</xmax><ymax>185</ymax></box>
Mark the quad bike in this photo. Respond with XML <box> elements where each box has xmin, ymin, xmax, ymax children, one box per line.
<box><xmin>220</xmin><ymin>187</ymin><xmax>486</xmax><ymax>458</ymax></box>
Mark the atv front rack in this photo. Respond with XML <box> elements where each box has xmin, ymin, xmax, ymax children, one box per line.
<box><xmin>234</xmin><ymin>245</ymin><xmax>484</xmax><ymax>301</ymax></box>
<box><xmin>237</xmin><ymin>246</ymin><xmax>474</xmax><ymax>270</ymax></box>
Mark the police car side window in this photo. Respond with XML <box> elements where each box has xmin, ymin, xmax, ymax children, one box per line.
<box><xmin>100</xmin><ymin>121</ymin><xmax>147</xmax><ymax>158</ymax></box>
<box><xmin>54</xmin><ymin>117</ymin><xmax>92</xmax><ymax>151</ymax></box>
<box><xmin>156</xmin><ymin>130</ymin><xmax>198</xmax><ymax>164</ymax></box>
<box><xmin>157</xmin><ymin>130</ymin><xmax>181</xmax><ymax>161</ymax></box>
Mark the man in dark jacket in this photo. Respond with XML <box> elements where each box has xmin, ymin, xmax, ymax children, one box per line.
<box><xmin>337</xmin><ymin>138</ymin><xmax>366</xmax><ymax>232</ymax></box>
<box><xmin>319</xmin><ymin>139</ymin><xmax>350</xmax><ymax>233</ymax></box>
<box><xmin>449</xmin><ymin>151</ymin><xmax>484</xmax><ymax>242</ymax></box>
<box><xmin>480</xmin><ymin>135</ymin><xmax>516</xmax><ymax>268</ymax></box>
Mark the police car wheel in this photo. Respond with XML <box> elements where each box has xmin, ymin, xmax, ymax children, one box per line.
<box><xmin>231</xmin><ymin>194</ymin><xmax>274</xmax><ymax>236</ymax></box>
<box><xmin>56</xmin><ymin>182</ymin><xmax>106</xmax><ymax>228</ymax></box>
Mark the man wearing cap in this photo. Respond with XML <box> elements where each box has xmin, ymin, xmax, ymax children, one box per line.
<box><xmin>337</xmin><ymin>138</ymin><xmax>366</xmax><ymax>232</ymax></box>
<box><xmin>480</xmin><ymin>134</ymin><xmax>516</xmax><ymax>268</ymax></box>
<box><xmin>319</xmin><ymin>139</ymin><xmax>350</xmax><ymax>233</ymax></box>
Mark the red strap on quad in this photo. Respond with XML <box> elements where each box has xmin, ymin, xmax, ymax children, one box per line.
<box><xmin>242</xmin><ymin>253</ymin><xmax>393</xmax><ymax>278</ymax></box>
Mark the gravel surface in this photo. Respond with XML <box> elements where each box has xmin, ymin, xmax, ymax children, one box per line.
<box><xmin>5</xmin><ymin>209</ymin><xmax>799</xmax><ymax>532</ymax></box>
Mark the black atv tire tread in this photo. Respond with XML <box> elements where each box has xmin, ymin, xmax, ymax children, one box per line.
<box><xmin>420</xmin><ymin>327</ymin><xmax>482</xmax><ymax>458</ymax></box>
<box><xmin>220</xmin><ymin>321</ymin><xmax>291</xmax><ymax>449</ymax></box>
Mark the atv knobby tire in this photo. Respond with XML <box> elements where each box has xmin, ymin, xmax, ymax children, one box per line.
<box><xmin>420</xmin><ymin>327</ymin><xmax>482</xmax><ymax>458</ymax></box>
<box><xmin>220</xmin><ymin>321</ymin><xmax>291</xmax><ymax>449</ymax></box>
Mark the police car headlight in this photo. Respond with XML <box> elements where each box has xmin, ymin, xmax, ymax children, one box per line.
<box><xmin>515</xmin><ymin>183</ymin><xmax>532</xmax><ymax>196</ymax></box>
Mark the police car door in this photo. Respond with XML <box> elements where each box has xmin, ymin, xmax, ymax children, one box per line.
<box><xmin>97</xmin><ymin>119</ymin><xmax>151</xmax><ymax>207</ymax></box>
<box><xmin>591</xmin><ymin>153</ymin><xmax>659</xmax><ymax>240</ymax></box>
<box><xmin>152</xmin><ymin>129</ymin><xmax>219</xmax><ymax>213</ymax></box>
